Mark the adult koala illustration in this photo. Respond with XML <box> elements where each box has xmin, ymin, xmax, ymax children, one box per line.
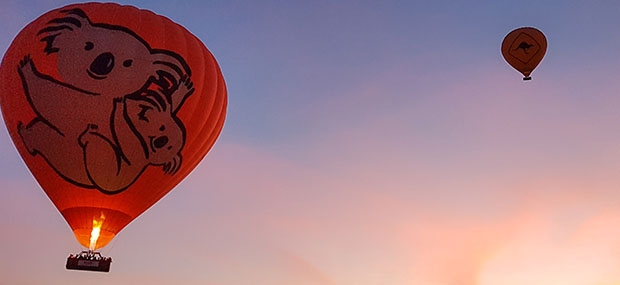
<box><xmin>17</xmin><ymin>8</ymin><xmax>194</xmax><ymax>194</ymax></box>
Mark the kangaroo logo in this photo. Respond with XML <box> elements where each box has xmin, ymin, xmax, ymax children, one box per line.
<box><xmin>17</xmin><ymin>8</ymin><xmax>194</xmax><ymax>194</ymax></box>
<box><xmin>514</xmin><ymin>41</ymin><xmax>534</xmax><ymax>54</ymax></box>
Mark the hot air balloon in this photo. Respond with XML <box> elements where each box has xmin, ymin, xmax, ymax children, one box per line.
<box><xmin>0</xmin><ymin>3</ymin><xmax>227</xmax><ymax>271</ymax></box>
<box><xmin>502</xmin><ymin>27</ymin><xmax>547</xmax><ymax>80</ymax></box>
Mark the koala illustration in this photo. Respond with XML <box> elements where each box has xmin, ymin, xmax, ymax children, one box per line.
<box><xmin>17</xmin><ymin>8</ymin><xmax>194</xmax><ymax>194</ymax></box>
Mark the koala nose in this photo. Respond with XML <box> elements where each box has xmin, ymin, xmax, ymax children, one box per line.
<box><xmin>154</xmin><ymin>136</ymin><xmax>169</xmax><ymax>149</ymax></box>
<box><xmin>90</xmin><ymin>52</ymin><xmax>115</xmax><ymax>76</ymax></box>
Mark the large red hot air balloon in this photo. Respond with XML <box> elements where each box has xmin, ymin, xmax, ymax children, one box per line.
<box><xmin>502</xmin><ymin>27</ymin><xmax>547</xmax><ymax>80</ymax></box>
<box><xmin>0</xmin><ymin>2</ymin><xmax>226</xmax><ymax>265</ymax></box>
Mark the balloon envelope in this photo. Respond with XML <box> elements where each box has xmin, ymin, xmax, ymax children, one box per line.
<box><xmin>0</xmin><ymin>3</ymin><xmax>227</xmax><ymax>249</ymax></box>
<box><xmin>501</xmin><ymin>27</ymin><xmax>547</xmax><ymax>80</ymax></box>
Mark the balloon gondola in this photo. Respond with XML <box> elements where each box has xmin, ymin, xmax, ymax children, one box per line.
<box><xmin>0</xmin><ymin>2</ymin><xmax>227</xmax><ymax>271</ymax></box>
<box><xmin>66</xmin><ymin>250</ymin><xmax>112</xmax><ymax>273</ymax></box>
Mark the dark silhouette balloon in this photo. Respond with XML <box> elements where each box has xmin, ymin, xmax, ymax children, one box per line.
<box><xmin>502</xmin><ymin>27</ymin><xmax>547</xmax><ymax>80</ymax></box>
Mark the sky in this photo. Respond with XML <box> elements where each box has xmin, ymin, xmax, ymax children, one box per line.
<box><xmin>3</xmin><ymin>0</ymin><xmax>620</xmax><ymax>284</ymax></box>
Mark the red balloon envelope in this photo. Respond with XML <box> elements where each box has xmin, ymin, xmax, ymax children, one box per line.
<box><xmin>501</xmin><ymin>27</ymin><xmax>547</xmax><ymax>80</ymax></box>
<box><xmin>0</xmin><ymin>3</ymin><xmax>227</xmax><ymax>249</ymax></box>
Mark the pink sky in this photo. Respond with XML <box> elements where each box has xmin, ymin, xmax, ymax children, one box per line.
<box><xmin>3</xmin><ymin>0</ymin><xmax>620</xmax><ymax>284</ymax></box>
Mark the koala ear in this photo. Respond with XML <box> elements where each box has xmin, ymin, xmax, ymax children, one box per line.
<box><xmin>37</xmin><ymin>8</ymin><xmax>91</xmax><ymax>54</ymax></box>
<box><xmin>151</xmin><ymin>50</ymin><xmax>192</xmax><ymax>90</ymax></box>
<box><xmin>151</xmin><ymin>51</ymin><xmax>194</xmax><ymax>114</ymax></box>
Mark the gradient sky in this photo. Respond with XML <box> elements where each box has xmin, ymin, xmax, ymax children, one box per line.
<box><xmin>3</xmin><ymin>1</ymin><xmax>620</xmax><ymax>284</ymax></box>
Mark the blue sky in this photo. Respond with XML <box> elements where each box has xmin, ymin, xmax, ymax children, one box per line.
<box><xmin>3</xmin><ymin>1</ymin><xmax>620</xmax><ymax>284</ymax></box>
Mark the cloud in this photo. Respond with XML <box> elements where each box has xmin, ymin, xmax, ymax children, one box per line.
<box><xmin>187</xmin><ymin>98</ymin><xmax>620</xmax><ymax>284</ymax></box>
<box><xmin>477</xmin><ymin>208</ymin><xmax>620</xmax><ymax>285</ymax></box>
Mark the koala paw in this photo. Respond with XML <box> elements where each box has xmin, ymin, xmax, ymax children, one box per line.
<box><xmin>78</xmin><ymin>124</ymin><xmax>99</xmax><ymax>148</ymax></box>
<box><xmin>18</xmin><ymin>55</ymin><xmax>33</xmax><ymax>70</ymax></box>
<box><xmin>177</xmin><ymin>75</ymin><xmax>195</xmax><ymax>97</ymax></box>
<box><xmin>17</xmin><ymin>121</ymin><xmax>36</xmax><ymax>155</ymax></box>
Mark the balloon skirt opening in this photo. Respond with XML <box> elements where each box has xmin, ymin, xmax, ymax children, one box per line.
<box><xmin>61</xmin><ymin>207</ymin><xmax>132</xmax><ymax>249</ymax></box>
<box><xmin>73</xmin><ymin>228</ymin><xmax>116</xmax><ymax>250</ymax></box>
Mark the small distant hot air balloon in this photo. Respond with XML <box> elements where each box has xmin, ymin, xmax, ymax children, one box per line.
<box><xmin>0</xmin><ymin>3</ymin><xmax>227</xmax><ymax>272</ymax></box>
<box><xmin>502</xmin><ymin>27</ymin><xmax>547</xmax><ymax>80</ymax></box>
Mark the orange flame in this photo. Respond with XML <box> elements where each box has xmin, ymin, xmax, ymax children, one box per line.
<box><xmin>89</xmin><ymin>213</ymin><xmax>106</xmax><ymax>250</ymax></box>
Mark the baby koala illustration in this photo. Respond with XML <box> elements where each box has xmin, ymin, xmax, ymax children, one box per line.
<box><xmin>17</xmin><ymin>8</ymin><xmax>194</xmax><ymax>194</ymax></box>
<box><xmin>78</xmin><ymin>81</ymin><xmax>192</xmax><ymax>194</ymax></box>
